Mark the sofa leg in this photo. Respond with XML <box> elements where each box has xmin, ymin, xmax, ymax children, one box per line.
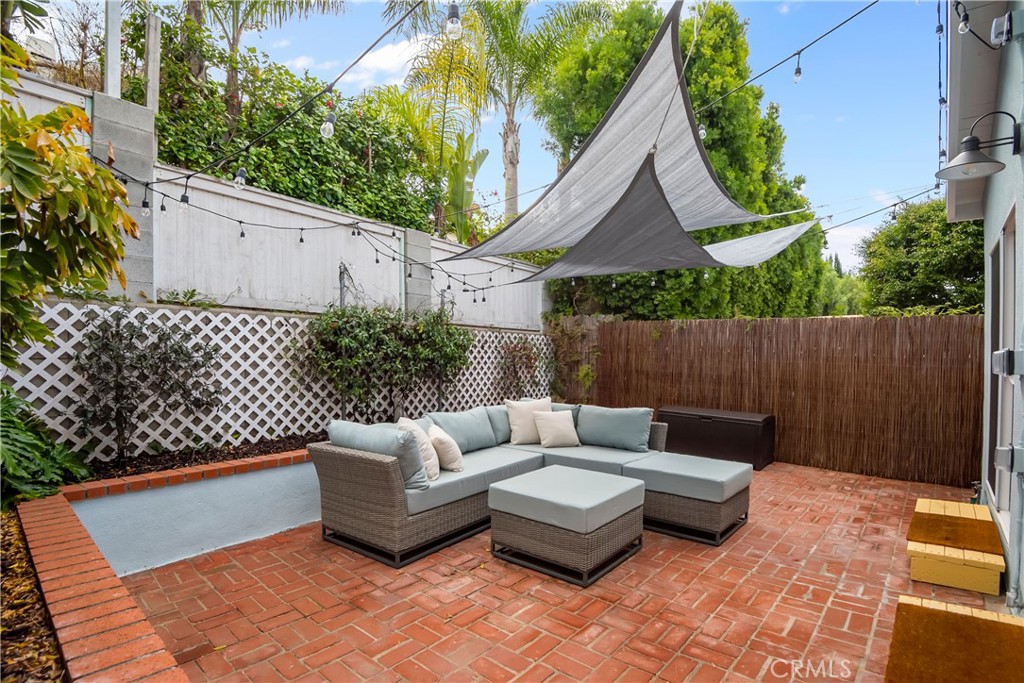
<box><xmin>644</xmin><ymin>513</ymin><xmax>747</xmax><ymax>546</ymax></box>
<box><xmin>322</xmin><ymin>520</ymin><xmax>490</xmax><ymax>568</ymax></box>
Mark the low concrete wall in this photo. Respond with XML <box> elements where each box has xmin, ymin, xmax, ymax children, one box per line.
<box><xmin>71</xmin><ymin>463</ymin><xmax>320</xmax><ymax>576</ymax></box>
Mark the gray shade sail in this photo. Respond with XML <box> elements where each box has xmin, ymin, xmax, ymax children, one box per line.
<box><xmin>519</xmin><ymin>154</ymin><xmax>818</xmax><ymax>282</ymax></box>
<box><xmin>450</xmin><ymin>1</ymin><xmax>791</xmax><ymax>263</ymax></box>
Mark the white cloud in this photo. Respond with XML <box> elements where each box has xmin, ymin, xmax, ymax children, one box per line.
<box><xmin>778</xmin><ymin>3</ymin><xmax>791</xmax><ymax>15</ymax></box>
<box><xmin>272</xmin><ymin>39</ymin><xmax>291</xmax><ymax>49</ymax></box>
<box><xmin>283</xmin><ymin>56</ymin><xmax>342</xmax><ymax>73</ymax></box>
<box><xmin>823</xmin><ymin>223</ymin><xmax>872</xmax><ymax>270</ymax></box>
<box><xmin>833</xmin><ymin>115</ymin><xmax>849</xmax><ymax>124</ymax></box>
<box><xmin>339</xmin><ymin>35</ymin><xmax>429</xmax><ymax>92</ymax></box>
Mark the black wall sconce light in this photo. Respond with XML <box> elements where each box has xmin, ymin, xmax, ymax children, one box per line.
<box><xmin>936</xmin><ymin>110</ymin><xmax>1022</xmax><ymax>181</ymax></box>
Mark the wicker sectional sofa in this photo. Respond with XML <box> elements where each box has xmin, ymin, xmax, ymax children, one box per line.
<box><xmin>309</xmin><ymin>407</ymin><xmax>753</xmax><ymax>568</ymax></box>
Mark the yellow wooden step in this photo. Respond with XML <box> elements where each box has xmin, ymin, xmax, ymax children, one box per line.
<box><xmin>906</xmin><ymin>540</ymin><xmax>1005</xmax><ymax>571</ymax></box>
<box><xmin>897</xmin><ymin>595</ymin><xmax>1024</xmax><ymax>627</ymax></box>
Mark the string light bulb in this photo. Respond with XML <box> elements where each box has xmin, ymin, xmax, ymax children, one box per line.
<box><xmin>141</xmin><ymin>197</ymin><xmax>151</xmax><ymax>217</ymax></box>
<box><xmin>299</xmin><ymin>229</ymin><xmax>305</xmax><ymax>244</ymax></box>
<box><xmin>957</xmin><ymin>10</ymin><xmax>969</xmax><ymax>34</ymax></box>
<box><xmin>375</xmin><ymin>252</ymin><xmax>380</xmax><ymax>264</ymax></box>
<box><xmin>793</xmin><ymin>52</ymin><xmax>802</xmax><ymax>84</ymax></box>
<box><xmin>446</xmin><ymin>2</ymin><xmax>462</xmax><ymax>40</ymax></box>
<box><xmin>320</xmin><ymin>112</ymin><xmax>337</xmax><ymax>139</ymax></box>
<box><xmin>160</xmin><ymin>197</ymin><xmax>167</xmax><ymax>213</ymax></box>
<box><xmin>233</xmin><ymin>167</ymin><xmax>247</xmax><ymax>190</ymax></box>
<box><xmin>935</xmin><ymin>22</ymin><xmax>943</xmax><ymax>40</ymax></box>
<box><xmin>697</xmin><ymin>123</ymin><xmax>707</xmax><ymax>140</ymax></box>
<box><xmin>482</xmin><ymin>293</ymin><xmax>486</xmax><ymax>303</ymax></box>
<box><xmin>178</xmin><ymin>192</ymin><xmax>190</xmax><ymax>214</ymax></box>
<box><xmin>611</xmin><ymin>280</ymin><xmax>617</xmax><ymax>289</ymax></box>
<box><xmin>650</xmin><ymin>276</ymin><xmax>656</xmax><ymax>287</ymax></box>
<box><xmin>239</xmin><ymin>223</ymin><xmax>246</xmax><ymax>239</ymax></box>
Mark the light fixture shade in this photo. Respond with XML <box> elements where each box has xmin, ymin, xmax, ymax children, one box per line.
<box><xmin>935</xmin><ymin>136</ymin><xmax>1006</xmax><ymax>180</ymax></box>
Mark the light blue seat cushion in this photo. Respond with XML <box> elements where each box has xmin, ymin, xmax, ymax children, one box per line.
<box><xmin>427</xmin><ymin>407</ymin><xmax>499</xmax><ymax>454</ymax></box>
<box><xmin>505</xmin><ymin>444</ymin><xmax>651</xmax><ymax>475</ymax></box>
<box><xmin>489</xmin><ymin>465</ymin><xmax>644</xmax><ymax>534</ymax></box>
<box><xmin>405</xmin><ymin>447</ymin><xmax>543</xmax><ymax>515</ymax></box>
<box><xmin>576</xmin><ymin>406</ymin><xmax>653</xmax><ymax>452</ymax></box>
<box><xmin>484</xmin><ymin>405</ymin><xmax>511</xmax><ymax>443</ymax></box>
<box><xmin>622</xmin><ymin>452</ymin><xmax>752</xmax><ymax>503</ymax></box>
<box><xmin>327</xmin><ymin>420</ymin><xmax>428</xmax><ymax>490</ymax></box>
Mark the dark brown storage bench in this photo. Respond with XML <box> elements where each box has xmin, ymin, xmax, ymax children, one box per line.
<box><xmin>657</xmin><ymin>406</ymin><xmax>775</xmax><ymax>470</ymax></box>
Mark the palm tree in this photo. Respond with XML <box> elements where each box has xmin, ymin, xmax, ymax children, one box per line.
<box><xmin>472</xmin><ymin>1</ymin><xmax>606</xmax><ymax>219</ymax></box>
<box><xmin>202</xmin><ymin>0</ymin><xmax>346</xmax><ymax>129</ymax></box>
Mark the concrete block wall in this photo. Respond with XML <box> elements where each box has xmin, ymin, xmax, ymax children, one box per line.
<box><xmin>90</xmin><ymin>93</ymin><xmax>156</xmax><ymax>302</ymax></box>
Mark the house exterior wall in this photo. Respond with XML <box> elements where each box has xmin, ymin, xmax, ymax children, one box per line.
<box><xmin>980</xmin><ymin>0</ymin><xmax>1024</xmax><ymax>613</ymax></box>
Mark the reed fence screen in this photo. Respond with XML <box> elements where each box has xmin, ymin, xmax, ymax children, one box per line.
<box><xmin>558</xmin><ymin>316</ymin><xmax>983</xmax><ymax>487</ymax></box>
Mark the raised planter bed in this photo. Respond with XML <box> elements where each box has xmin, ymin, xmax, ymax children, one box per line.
<box><xmin>16</xmin><ymin>449</ymin><xmax>313</xmax><ymax>683</ymax></box>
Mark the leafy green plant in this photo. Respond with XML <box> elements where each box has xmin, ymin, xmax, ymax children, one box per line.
<box><xmin>302</xmin><ymin>305</ymin><xmax>473</xmax><ymax>421</ymax></box>
<box><xmin>72</xmin><ymin>307</ymin><xmax>223</xmax><ymax>460</ymax></box>
<box><xmin>120</xmin><ymin>7</ymin><xmax>439</xmax><ymax>234</ymax></box>
<box><xmin>858</xmin><ymin>199</ymin><xmax>983</xmax><ymax>311</ymax></box>
<box><xmin>497</xmin><ymin>337</ymin><xmax>541</xmax><ymax>400</ymax></box>
<box><xmin>1</xmin><ymin>383</ymin><xmax>89</xmax><ymax>510</ymax></box>
<box><xmin>1</xmin><ymin>36</ymin><xmax>138</xmax><ymax>369</ymax></box>
<box><xmin>158</xmin><ymin>288</ymin><xmax>218</xmax><ymax>309</ymax></box>
<box><xmin>577</xmin><ymin>364</ymin><xmax>597</xmax><ymax>401</ymax></box>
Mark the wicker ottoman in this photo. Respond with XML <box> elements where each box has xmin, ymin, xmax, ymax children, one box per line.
<box><xmin>488</xmin><ymin>465</ymin><xmax>644</xmax><ymax>587</ymax></box>
<box><xmin>622</xmin><ymin>452</ymin><xmax>752</xmax><ymax>546</ymax></box>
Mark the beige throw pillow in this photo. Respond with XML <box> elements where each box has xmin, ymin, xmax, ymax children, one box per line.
<box><xmin>397</xmin><ymin>417</ymin><xmax>439</xmax><ymax>480</ymax></box>
<box><xmin>534</xmin><ymin>410</ymin><xmax>581</xmax><ymax>448</ymax></box>
<box><xmin>505</xmin><ymin>397</ymin><xmax>552</xmax><ymax>445</ymax></box>
<box><xmin>428</xmin><ymin>425</ymin><xmax>464</xmax><ymax>472</ymax></box>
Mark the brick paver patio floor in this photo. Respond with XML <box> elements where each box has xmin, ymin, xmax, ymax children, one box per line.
<box><xmin>122</xmin><ymin>463</ymin><xmax>986</xmax><ymax>682</ymax></box>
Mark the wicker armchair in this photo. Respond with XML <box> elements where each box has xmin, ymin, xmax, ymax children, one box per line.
<box><xmin>309</xmin><ymin>421</ymin><xmax>669</xmax><ymax>567</ymax></box>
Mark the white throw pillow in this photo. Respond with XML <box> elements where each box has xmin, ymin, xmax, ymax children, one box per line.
<box><xmin>534</xmin><ymin>410</ymin><xmax>581</xmax><ymax>448</ymax></box>
<box><xmin>428</xmin><ymin>425</ymin><xmax>464</xmax><ymax>472</ymax></box>
<box><xmin>505</xmin><ymin>397</ymin><xmax>552</xmax><ymax>445</ymax></box>
<box><xmin>397</xmin><ymin>417</ymin><xmax>439</xmax><ymax>480</ymax></box>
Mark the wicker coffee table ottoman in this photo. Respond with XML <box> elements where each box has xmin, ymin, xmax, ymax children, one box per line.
<box><xmin>488</xmin><ymin>465</ymin><xmax>644</xmax><ymax>586</ymax></box>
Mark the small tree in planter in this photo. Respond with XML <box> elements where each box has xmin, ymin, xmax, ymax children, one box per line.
<box><xmin>73</xmin><ymin>307</ymin><xmax>223</xmax><ymax>459</ymax></box>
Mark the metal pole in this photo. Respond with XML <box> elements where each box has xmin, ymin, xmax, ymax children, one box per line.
<box><xmin>143</xmin><ymin>11</ymin><xmax>161</xmax><ymax>113</ymax></box>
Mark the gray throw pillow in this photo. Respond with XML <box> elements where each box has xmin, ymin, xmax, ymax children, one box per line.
<box><xmin>327</xmin><ymin>420</ymin><xmax>429</xmax><ymax>490</ymax></box>
<box><xmin>427</xmin><ymin>406</ymin><xmax>498</xmax><ymax>454</ymax></box>
<box><xmin>576</xmin><ymin>406</ymin><xmax>653</xmax><ymax>452</ymax></box>
<box><xmin>484</xmin><ymin>405</ymin><xmax>512</xmax><ymax>443</ymax></box>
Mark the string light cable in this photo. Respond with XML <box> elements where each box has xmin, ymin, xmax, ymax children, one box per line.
<box><xmin>695</xmin><ymin>1</ymin><xmax>880</xmax><ymax>116</ymax></box>
<box><xmin>951</xmin><ymin>1</ymin><xmax>1001</xmax><ymax>51</ymax></box>
<box><xmin>94</xmin><ymin>153</ymin><xmax>940</xmax><ymax>295</ymax></box>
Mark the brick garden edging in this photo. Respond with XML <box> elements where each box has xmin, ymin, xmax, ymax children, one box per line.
<box><xmin>17</xmin><ymin>449</ymin><xmax>309</xmax><ymax>683</ymax></box>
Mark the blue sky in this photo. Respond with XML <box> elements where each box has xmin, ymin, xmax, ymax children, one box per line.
<box><xmin>246</xmin><ymin>0</ymin><xmax>945</xmax><ymax>270</ymax></box>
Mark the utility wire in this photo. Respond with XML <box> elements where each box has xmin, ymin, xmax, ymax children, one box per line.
<box><xmin>652</xmin><ymin>0</ymin><xmax>712</xmax><ymax>148</ymax></box>
<box><xmin>696</xmin><ymin>0</ymin><xmax>879</xmax><ymax>115</ymax></box>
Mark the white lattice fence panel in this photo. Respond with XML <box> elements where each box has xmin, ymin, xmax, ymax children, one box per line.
<box><xmin>435</xmin><ymin>330</ymin><xmax>554</xmax><ymax>412</ymax></box>
<box><xmin>8</xmin><ymin>302</ymin><xmax>553</xmax><ymax>461</ymax></box>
